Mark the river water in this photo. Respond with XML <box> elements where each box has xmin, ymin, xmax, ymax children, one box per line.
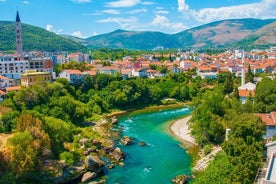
<box><xmin>105</xmin><ymin>107</ymin><xmax>192</xmax><ymax>184</ymax></box>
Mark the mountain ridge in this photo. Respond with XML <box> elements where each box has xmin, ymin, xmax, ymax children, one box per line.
<box><xmin>85</xmin><ymin>18</ymin><xmax>276</xmax><ymax>50</ymax></box>
<box><xmin>0</xmin><ymin>18</ymin><xmax>275</xmax><ymax>51</ymax></box>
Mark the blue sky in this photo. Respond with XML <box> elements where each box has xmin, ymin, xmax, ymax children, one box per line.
<box><xmin>0</xmin><ymin>0</ymin><xmax>275</xmax><ymax>38</ymax></box>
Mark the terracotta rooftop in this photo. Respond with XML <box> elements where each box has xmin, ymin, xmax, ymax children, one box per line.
<box><xmin>6</xmin><ymin>86</ymin><xmax>21</xmax><ymax>92</ymax></box>
<box><xmin>256</xmin><ymin>112</ymin><xmax>276</xmax><ymax>126</ymax></box>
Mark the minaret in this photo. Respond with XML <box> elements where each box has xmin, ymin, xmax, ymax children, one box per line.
<box><xmin>15</xmin><ymin>11</ymin><xmax>23</xmax><ymax>55</ymax></box>
<box><xmin>241</xmin><ymin>51</ymin><xmax>245</xmax><ymax>86</ymax></box>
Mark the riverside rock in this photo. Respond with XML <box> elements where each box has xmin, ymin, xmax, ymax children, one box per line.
<box><xmin>109</xmin><ymin>147</ymin><xmax>126</xmax><ymax>161</ymax></box>
<box><xmin>84</xmin><ymin>155</ymin><xmax>104</xmax><ymax>174</ymax></box>
<box><xmin>120</xmin><ymin>136</ymin><xmax>135</xmax><ymax>146</ymax></box>
<box><xmin>81</xmin><ymin>172</ymin><xmax>97</xmax><ymax>183</ymax></box>
<box><xmin>172</xmin><ymin>174</ymin><xmax>189</xmax><ymax>184</ymax></box>
<box><xmin>139</xmin><ymin>141</ymin><xmax>147</xmax><ymax>146</ymax></box>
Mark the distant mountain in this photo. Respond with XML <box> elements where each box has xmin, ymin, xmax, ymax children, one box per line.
<box><xmin>86</xmin><ymin>29</ymin><xmax>178</xmax><ymax>50</ymax></box>
<box><xmin>85</xmin><ymin>18</ymin><xmax>276</xmax><ymax>50</ymax></box>
<box><xmin>1</xmin><ymin>18</ymin><xmax>275</xmax><ymax>52</ymax></box>
<box><xmin>0</xmin><ymin>21</ymin><xmax>86</xmax><ymax>52</ymax></box>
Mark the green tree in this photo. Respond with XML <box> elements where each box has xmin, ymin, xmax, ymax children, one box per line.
<box><xmin>246</xmin><ymin>64</ymin><xmax>254</xmax><ymax>83</ymax></box>
<box><xmin>44</xmin><ymin>117</ymin><xmax>75</xmax><ymax>157</ymax></box>
<box><xmin>1</xmin><ymin>111</ymin><xmax>20</xmax><ymax>133</ymax></box>
<box><xmin>192</xmin><ymin>151</ymin><xmax>232</xmax><ymax>184</ymax></box>
<box><xmin>223</xmin><ymin>72</ymin><xmax>234</xmax><ymax>95</ymax></box>
<box><xmin>7</xmin><ymin>132</ymin><xmax>38</xmax><ymax>177</ymax></box>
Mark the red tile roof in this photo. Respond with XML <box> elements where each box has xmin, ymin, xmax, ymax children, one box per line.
<box><xmin>256</xmin><ymin>112</ymin><xmax>276</xmax><ymax>126</ymax></box>
<box><xmin>6</xmin><ymin>86</ymin><xmax>21</xmax><ymax>92</ymax></box>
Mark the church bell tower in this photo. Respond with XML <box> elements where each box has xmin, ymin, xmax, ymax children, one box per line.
<box><xmin>15</xmin><ymin>11</ymin><xmax>23</xmax><ymax>55</ymax></box>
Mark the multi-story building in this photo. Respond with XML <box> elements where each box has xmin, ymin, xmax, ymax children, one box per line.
<box><xmin>29</xmin><ymin>57</ymin><xmax>53</xmax><ymax>72</ymax></box>
<box><xmin>21</xmin><ymin>70</ymin><xmax>52</xmax><ymax>87</ymax></box>
<box><xmin>0</xmin><ymin>55</ymin><xmax>29</xmax><ymax>79</ymax></box>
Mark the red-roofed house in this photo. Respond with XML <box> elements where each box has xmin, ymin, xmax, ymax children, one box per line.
<box><xmin>5</xmin><ymin>86</ymin><xmax>21</xmax><ymax>92</ymax></box>
<box><xmin>256</xmin><ymin>112</ymin><xmax>276</xmax><ymax>139</ymax></box>
<box><xmin>58</xmin><ymin>69</ymin><xmax>84</xmax><ymax>84</ymax></box>
<box><xmin>238</xmin><ymin>82</ymin><xmax>256</xmax><ymax>98</ymax></box>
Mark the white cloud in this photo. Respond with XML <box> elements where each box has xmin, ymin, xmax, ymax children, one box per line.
<box><xmin>97</xmin><ymin>17</ymin><xmax>138</xmax><ymax>29</ymax></box>
<box><xmin>179</xmin><ymin>0</ymin><xmax>276</xmax><ymax>24</ymax></box>
<box><xmin>46</xmin><ymin>25</ymin><xmax>53</xmax><ymax>32</ymax></box>
<box><xmin>102</xmin><ymin>9</ymin><xmax>121</xmax><ymax>15</ymax></box>
<box><xmin>152</xmin><ymin>15</ymin><xmax>170</xmax><ymax>27</ymax></box>
<box><xmin>178</xmin><ymin>0</ymin><xmax>189</xmax><ymax>12</ymax></box>
<box><xmin>71</xmin><ymin>0</ymin><xmax>91</xmax><ymax>3</ymax></box>
<box><xmin>46</xmin><ymin>24</ymin><xmax>63</xmax><ymax>34</ymax></box>
<box><xmin>154</xmin><ymin>10</ymin><xmax>169</xmax><ymax>14</ymax></box>
<box><xmin>152</xmin><ymin>15</ymin><xmax>187</xmax><ymax>32</ymax></box>
<box><xmin>127</xmin><ymin>8</ymin><xmax>147</xmax><ymax>14</ymax></box>
<box><xmin>23</xmin><ymin>1</ymin><xmax>30</xmax><ymax>4</ymax></box>
<box><xmin>141</xmin><ymin>1</ymin><xmax>155</xmax><ymax>5</ymax></box>
<box><xmin>106</xmin><ymin>0</ymin><xmax>140</xmax><ymax>8</ymax></box>
<box><xmin>72</xmin><ymin>31</ymin><xmax>86</xmax><ymax>38</ymax></box>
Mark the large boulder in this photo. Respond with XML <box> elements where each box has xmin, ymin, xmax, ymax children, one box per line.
<box><xmin>84</xmin><ymin>155</ymin><xmax>104</xmax><ymax>174</ymax></box>
<box><xmin>172</xmin><ymin>174</ymin><xmax>189</xmax><ymax>184</ymax></box>
<box><xmin>109</xmin><ymin>147</ymin><xmax>126</xmax><ymax>161</ymax></box>
<box><xmin>81</xmin><ymin>171</ymin><xmax>97</xmax><ymax>183</ymax></box>
<box><xmin>120</xmin><ymin>136</ymin><xmax>135</xmax><ymax>146</ymax></box>
<box><xmin>51</xmin><ymin>165</ymin><xmax>86</xmax><ymax>183</ymax></box>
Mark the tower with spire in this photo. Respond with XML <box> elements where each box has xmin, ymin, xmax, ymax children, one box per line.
<box><xmin>15</xmin><ymin>10</ymin><xmax>22</xmax><ymax>55</ymax></box>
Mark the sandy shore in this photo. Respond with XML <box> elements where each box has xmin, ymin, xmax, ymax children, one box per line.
<box><xmin>169</xmin><ymin>115</ymin><xmax>197</xmax><ymax>146</ymax></box>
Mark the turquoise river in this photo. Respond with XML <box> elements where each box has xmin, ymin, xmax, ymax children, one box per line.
<box><xmin>105</xmin><ymin>106</ymin><xmax>192</xmax><ymax>184</ymax></box>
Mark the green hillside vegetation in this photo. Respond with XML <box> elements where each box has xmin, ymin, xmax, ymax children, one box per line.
<box><xmin>0</xmin><ymin>21</ymin><xmax>87</xmax><ymax>52</ymax></box>
<box><xmin>0</xmin><ymin>62</ymin><xmax>275</xmax><ymax>182</ymax></box>
<box><xmin>86</xmin><ymin>29</ymin><xmax>178</xmax><ymax>50</ymax></box>
<box><xmin>190</xmin><ymin>75</ymin><xmax>276</xmax><ymax>183</ymax></box>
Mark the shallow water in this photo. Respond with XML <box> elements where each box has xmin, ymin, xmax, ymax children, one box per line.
<box><xmin>105</xmin><ymin>107</ymin><xmax>192</xmax><ymax>184</ymax></box>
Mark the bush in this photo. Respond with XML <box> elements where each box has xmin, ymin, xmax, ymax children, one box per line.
<box><xmin>60</xmin><ymin>151</ymin><xmax>76</xmax><ymax>166</ymax></box>
<box><xmin>203</xmin><ymin>144</ymin><xmax>212</xmax><ymax>155</ymax></box>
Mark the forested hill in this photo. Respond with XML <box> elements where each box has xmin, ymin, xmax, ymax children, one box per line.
<box><xmin>0</xmin><ymin>21</ymin><xmax>87</xmax><ymax>52</ymax></box>
<box><xmin>85</xmin><ymin>18</ymin><xmax>276</xmax><ymax>50</ymax></box>
<box><xmin>1</xmin><ymin>18</ymin><xmax>275</xmax><ymax>51</ymax></box>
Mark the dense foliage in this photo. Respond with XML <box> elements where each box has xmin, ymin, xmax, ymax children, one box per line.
<box><xmin>191</xmin><ymin>80</ymin><xmax>266</xmax><ymax>183</ymax></box>
<box><xmin>255</xmin><ymin>77</ymin><xmax>276</xmax><ymax>113</ymax></box>
<box><xmin>0</xmin><ymin>72</ymin><xmax>201</xmax><ymax>182</ymax></box>
<box><xmin>0</xmin><ymin>67</ymin><xmax>274</xmax><ymax>183</ymax></box>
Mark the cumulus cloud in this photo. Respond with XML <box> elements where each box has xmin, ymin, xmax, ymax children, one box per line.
<box><xmin>46</xmin><ymin>25</ymin><xmax>63</xmax><ymax>34</ymax></box>
<box><xmin>152</xmin><ymin>15</ymin><xmax>187</xmax><ymax>32</ymax></box>
<box><xmin>106</xmin><ymin>0</ymin><xmax>140</xmax><ymax>8</ymax></box>
<box><xmin>178</xmin><ymin>0</ymin><xmax>189</xmax><ymax>12</ymax></box>
<box><xmin>179</xmin><ymin>0</ymin><xmax>276</xmax><ymax>24</ymax></box>
<box><xmin>71</xmin><ymin>0</ymin><xmax>91</xmax><ymax>3</ymax></box>
<box><xmin>72</xmin><ymin>31</ymin><xmax>86</xmax><ymax>38</ymax></box>
<box><xmin>97</xmin><ymin>17</ymin><xmax>138</xmax><ymax>29</ymax></box>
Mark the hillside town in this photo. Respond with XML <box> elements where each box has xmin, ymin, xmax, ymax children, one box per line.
<box><xmin>0</xmin><ymin>10</ymin><xmax>276</xmax><ymax>184</ymax></box>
